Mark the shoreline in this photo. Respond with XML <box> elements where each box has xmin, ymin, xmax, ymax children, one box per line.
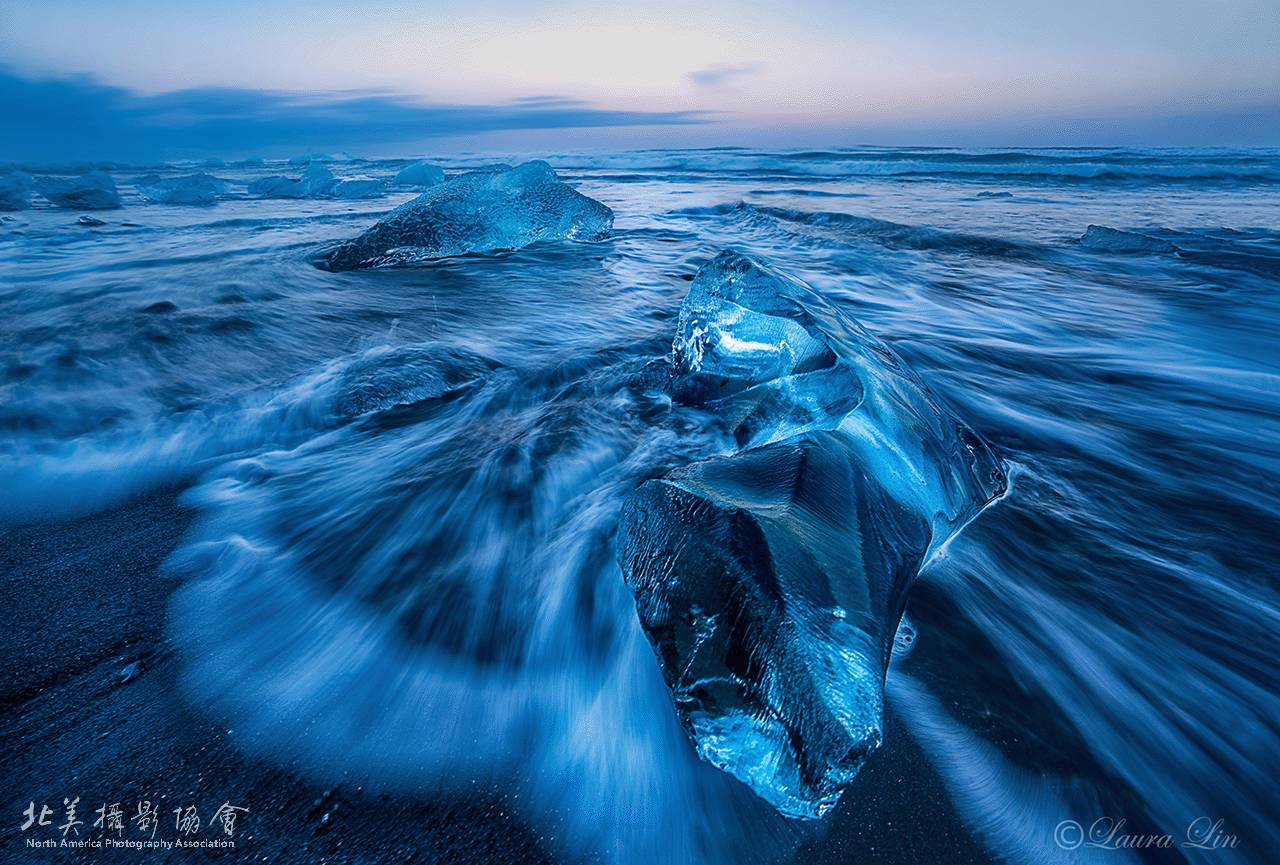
<box><xmin>0</xmin><ymin>491</ymin><xmax>985</xmax><ymax>864</ymax></box>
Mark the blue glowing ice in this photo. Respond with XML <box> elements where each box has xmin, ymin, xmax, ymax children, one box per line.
<box><xmin>317</xmin><ymin>160</ymin><xmax>613</xmax><ymax>270</ymax></box>
<box><xmin>617</xmin><ymin>250</ymin><xmax>1006</xmax><ymax>819</ymax></box>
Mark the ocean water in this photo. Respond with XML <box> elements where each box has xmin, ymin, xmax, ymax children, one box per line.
<box><xmin>2</xmin><ymin>147</ymin><xmax>1278</xmax><ymax>864</ymax></box>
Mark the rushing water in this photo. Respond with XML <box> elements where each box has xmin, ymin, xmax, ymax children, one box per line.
<box><xmin>2</xmin><ymin>147</ymin><xmax>1278</xmax><ymax>864</ymax></box>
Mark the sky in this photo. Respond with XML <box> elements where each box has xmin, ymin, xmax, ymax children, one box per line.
<box><xmin>1</xmin><ymin>0</ymin><xmax>1278</xmax><ymax>160</ymax></box>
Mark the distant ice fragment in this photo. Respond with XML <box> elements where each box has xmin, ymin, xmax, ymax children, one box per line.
<box><xmin>136</xmin><ymin>172</ymin><xmax>228</xmax><ymax>205</ymax></box>
<box><xmin>317</xmin><ymin>161</ymin><xmax>613</xmax><ymax>271</ymax></box>
<box><xmin>330</xmin><ymin>176</ymin><xmax>387</xmax><ymax>199</ymax></box>
<box><xmin>1080</xmin><ymin>224</ymin><xmax>1177</xmax><ymax>254</ymax></box>
<box><xmin>248</xmin><ymin>163</ymin><xmax>337</xmax><ymax>199</ymax></box>
<box><xmin>35</xmin><ymin>171</ymin><xmax>121</xmax><ymax>209</ymax></box>
<box><xmin>617</xmin><ymin>250</ymin><xmax>1005</xmax><ymax>820</ymax></box>
<box><xmin>394</xmin><ymin>161</ymin><xmax>446</xmax><ymax>188</ymax></box>
<box><xmin>0</xmin><ymin>170</ymin><xmax>33</xmax><ymax>210</ymax></box>
<box><xmin>300</xmin><ymin>162</ymin><xmax>337</xmax><ymax>197</ymax></box>
<box><xmin>77</xmin><ymin>215</ymin><xmax>107</xmax><ymax>226</ymax></box>
<box><xmin>247</xmin><ymin>174</ymin><xmax>306</xmax><ymax>199</ymax></box>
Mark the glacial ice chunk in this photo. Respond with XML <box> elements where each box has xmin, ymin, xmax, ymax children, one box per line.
<box><xmin>1080</xmin><ymin>224</ymin><xmax>1177</xmax><ymax>254</ymax></box>
<box><xmin>247</xmin><ymin>163</ymin><xmax>336</xmax><ymax>199</ymax></box>
<box><xmin>316</xmin><ymin>161</ymin><xmax>613</xmax><ymax>271</ymax></box>
<box><xmin>300</xmin><ymin>162</ymin><xmax>337</xmax><ymax>197</ymax></box>
<box><xmin>0</xmin><ymin>170</ymin><xmax>32</xmax><ymax>210</ymax></box>
<box><xmin>617</xmin><ymin>250</ymin><xmax>1005</xmax><ymax>820</ymax></box>
<box><xmin>330</xmin><ymin>176</ymin><xmax>387</xmax><ymax>199</ymax></box>
<box><xmin>35</xmin><ymin>171</ymin><xmax>121</xmax><ymax>209</ymax></box>
<box><xmin>247</xmin><ymin>174</ymin><xmax>306</xmax><ymax>198</ymax></box>
<box><xmin>330</xmin><ymin>343</ymin><xmax>496</xmax><ymax>419</ymax></box>
<box><xmin>394</xmin><ymin>161</ymin><xmax>446</xmax><ymax>188</ymax></box>
<box><xmin>136</xmin><ymin>172</ymin><xmax>228</xmax><ymax>205</ymax></box>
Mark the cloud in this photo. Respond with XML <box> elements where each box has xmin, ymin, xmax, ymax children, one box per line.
<box><xmin>687</xmin><ymin>62</ymin><xmax>766</xmax><ymax>88</ymax></box>
<box><xmin>0</xmin><ymin>67</ymin><xmax>708</xmax><ymax>164</ymax></box>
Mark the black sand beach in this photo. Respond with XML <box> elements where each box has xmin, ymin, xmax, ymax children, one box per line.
<box><xmin>0</xmin><ymin>491</ymin><xmax>985</xmax><ymax>864</ymax></box>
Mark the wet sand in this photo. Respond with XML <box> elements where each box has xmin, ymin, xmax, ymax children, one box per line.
<box><xmin>0</xmin><ymin>490</ymin><xmax>984</xmax><ymax>864</ymax></box>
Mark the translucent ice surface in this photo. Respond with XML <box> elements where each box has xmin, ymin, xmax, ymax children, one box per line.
<box><xmin>316</xmin><ymin>160</ymin><xmax>613</xmax><ymax>270</ymax></box>
<box><xmin>618</xmin><ymin>250</ymin><xmax>1006</xmax><ymax>819</ymax></box>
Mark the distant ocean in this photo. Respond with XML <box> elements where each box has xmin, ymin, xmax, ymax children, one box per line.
<box><xmin>2</xmin><ymin>147</ymin><xmax>1277</xmax><ymax>864</ymax></box>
